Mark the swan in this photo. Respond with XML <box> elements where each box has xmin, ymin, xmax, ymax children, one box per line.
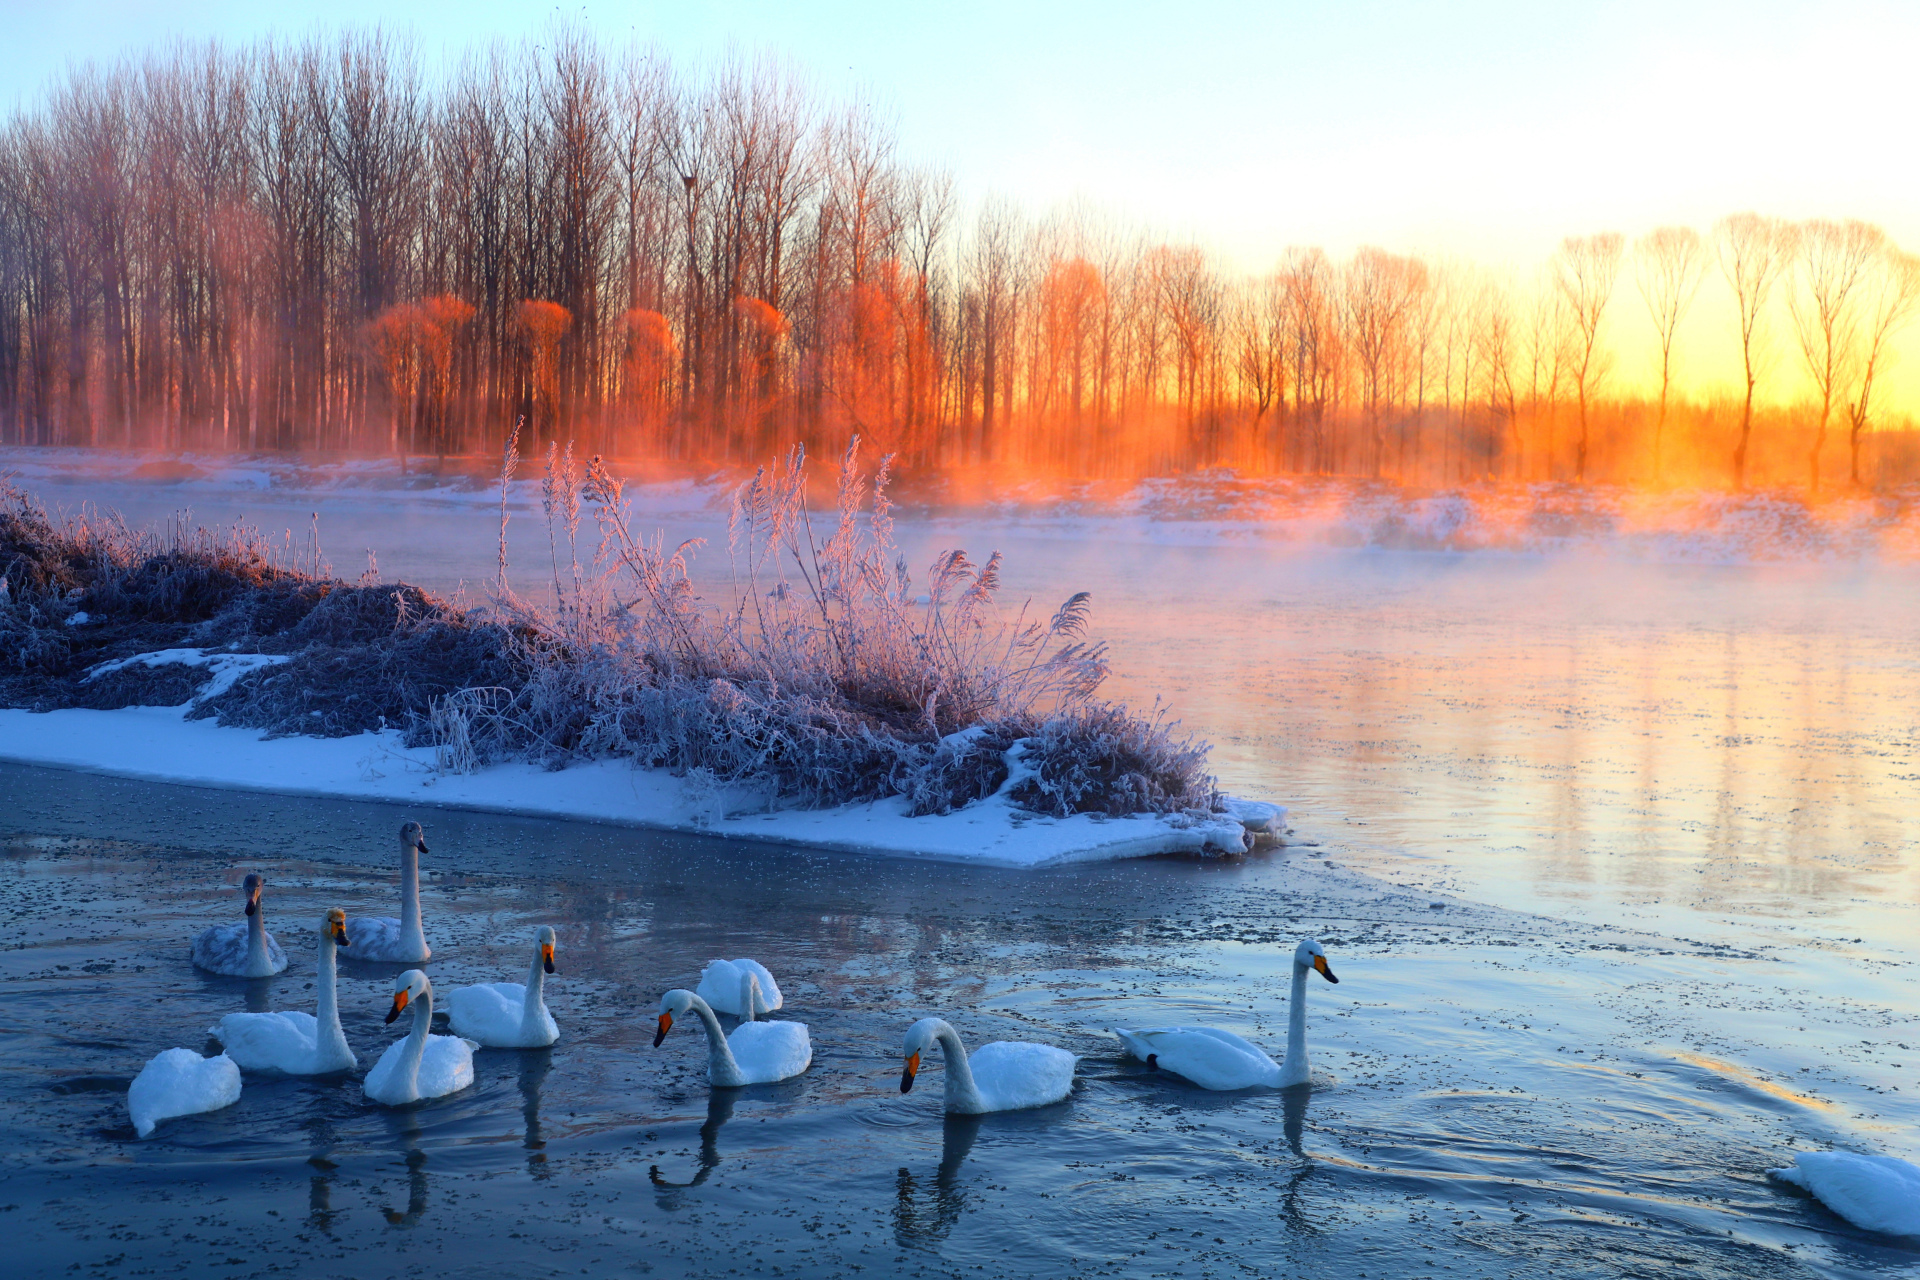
<box><xmin>127</xmin><ymin>1048</ymin><xmax>241</xmax><ymax>1137</ymax></box>
<box><xmin>654</xmin><ymin>981</ymin><xmax>810</xmax><ymax>1086</ymax></box>
<box><xmin>209</xmin><ymin>908</ymin><xmax>357</xmax><ymax>1074</ymax></box>
<box><xmin>363</xmin><ymin>970</ymin><xmax>478</xmax><ymax>1106</ymax></box>
<box><xmin>191</xmin><ymin>872</ymin><xmax>288</xmax><ymax>977</ymax></box>
<box><xmin>696</xmin><ymin>957</ymin><xmax>782</xmax><ymax>1018</ymax></box>
<box><xmin>1770</xmin><ymin>1151</ymin><xmax>1920</xmax><ymax>1237</ymax></box>
<box><xmin>899</xmin><ymin>1017</ymin><xmax>1076</xmax><ymax>1114</ymax></box>
<box><xmin>445</xmin><ymin>926</ymin><xmax>561</xmax><ymax>1048</ymax></box>
<box><xmin>345</xmin><ymin>821</ymin><xmax>432</xmax><ymax>963</ymax></box>
<box><xmin>1113</xmin><ymin>938</ymin><xmax>1339</xmax><ymax>1090</ymax></box>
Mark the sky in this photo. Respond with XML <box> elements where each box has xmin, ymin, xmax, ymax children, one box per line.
<box><xmin>4</xmin><ymin>0</ymin><xmax>1915</xmax><ymax>273</ymax></box>
<box><xmin>3</xmin><ymin>0</ymin><xmax>1917</xmax><ymax>404</ymax></box>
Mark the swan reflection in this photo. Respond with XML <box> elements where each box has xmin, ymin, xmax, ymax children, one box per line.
<box><xmin>1277</xmin><ymin>1083</ymin><xmax>1321</xmax><ymax>1235</ymax></box>
<box><xmin>649</xmin><ymin>1091</ymin><xmax>737</xmax><ymax>1192</ymax></box>
<box><xmin>381</xmin><ymin>1113</ymin><xmax>430</xmax><ymax>1226</ymax></box>
<box><xmin>306</xmin><ymin>1154</ymin><xmax>339</xmax><ymax>1234</ymax></box>
<box><xmin>893</xmin><ymin>1115</ymin><xmax>981</xmax><ymax>1247</ymax></box>
<box><xmin>518</xmin><ymin>1047</ymin><xmax>554</xmax><ymax>1178</ymax></box>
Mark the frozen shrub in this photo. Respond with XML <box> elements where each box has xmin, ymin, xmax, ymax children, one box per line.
<box><xmin>442</xmin><ymin>439</ymin><xmax>1219</xmax><ymax>817</ymax></box>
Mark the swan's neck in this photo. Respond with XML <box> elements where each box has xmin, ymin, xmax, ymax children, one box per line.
<box><xmin>315</xmin><ymin>934</ymin><xmax>350</xmax><ymax>1063</ymax></box>
<box><xmin>687</xmin><ymin>994</ymin><xmax>746</xmax><ymax>1087</ymax></box>
<box><xmin>934</xmin><ymin>1023</ymin><xmax>988</xmax><ymax>1114</ymax></box>
<box><xmin>398</xmin><ymin>984</ymin><xmax>434</xmax><ymax>1101</ymax></box>
<box><xmin>400</xmin><ymin>843</ymin><xmax>424</xmax><ymax>954</ymax></box>
<box><xmin>1280</xmin><ymin>962</ymin><xmax>1311</xmax><ymax>1086</ymax></box>
<box><xmin>521</xmin><ymin>945</ymin><xmax>548</xmax><ymax>1034</ymax></box>
<box><xmin>739</xmin><ymin>971</ymin><xmax>761</xmax><ymax>1023</ymax></box>
<box><xmin>244</xmin><ymin>905</ymin><xmax>270</xmax><ymax>972</ymax></box>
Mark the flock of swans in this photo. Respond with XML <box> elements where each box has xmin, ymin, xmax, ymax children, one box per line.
<box><xmin>127</xmin><ymin>820</ymin><xmax>1343</xmax><ymax>1136</ymax></box>
<box><xmin>122</xmin><ymin>820</ymin><xmax>1919</xmax><ymax>1241</ymax></box>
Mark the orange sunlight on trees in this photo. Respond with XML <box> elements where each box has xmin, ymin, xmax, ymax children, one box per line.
<box><xmin>3</xmin><ymin>28</ymin><xmax>1920</xmax><ymax>493</ymax></box>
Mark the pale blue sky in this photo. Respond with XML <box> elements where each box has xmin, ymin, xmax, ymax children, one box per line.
<box><xmin>4</xmin><ymin>0</ymin><xmax>1914</xmax><ymax>269</ymax></box>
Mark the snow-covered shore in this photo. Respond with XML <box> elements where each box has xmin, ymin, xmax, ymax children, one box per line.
<box><xmin>0</xmin><ymin>703</ymin><xmax>1275</xmax><ymax>869</ymax></box>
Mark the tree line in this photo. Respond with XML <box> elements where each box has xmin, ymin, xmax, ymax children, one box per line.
<box><xmin>3</xmin><ymin>28</ymin><xmax>1917</xmax><ymax>491</ymax></box>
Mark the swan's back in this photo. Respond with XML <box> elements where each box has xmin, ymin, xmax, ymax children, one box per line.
<box><xmin>1113</xmin><ymin>1026</ymin><xmax>1280</xmax><ymax>1091</ymax></box>
<box><xmin>191</xmin><ymin>921</ymin><xmax>287</xmax><ymax>976</ymax></box>
<box><xmin>128</xmin><ymin>1048</ymin><xmax>241</xmax><ymax>1137</ymax></box>
<box><xmin>446</xmin><ymin>982</ymin><xmax>558</xmax><ymax>1048</ymax></box>
<box><xmin>211</xmin><ymin>1011</ymin><xmax>320</xmax><ymax>1072</ymax></box>
<box><xmin>1772</xmin><ymin>1152</ymin><xmax>1920</xmax><ymax>1236</ymax></box>
<box><xmin>342</xmin><ymin>916</ymin><xmax>427</xmax><ymax>963</ymax></box>
<box><xmin>725</xmin><ymin>1020</ymin><xmax>811</xmax><ymax>1084</ymax></box>
<box><xmin>363</xmin><ymin>1033</ymin><xmax>476</xmax><ymax>1104</ymax></box>
<box><xmin>971</xmin><ymin>1040</ymin><xmax>1075</xmax><ymax>1111</ymax></box>
<box><xmin>697</xmin><ymin>959</ymin><xmax>783</xmax><ymax>1015</ymax></box>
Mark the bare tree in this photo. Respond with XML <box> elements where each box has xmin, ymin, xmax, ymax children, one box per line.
<box><xmin>1789</xmin><ymin>219</ymin><xmax>1880</xmax><ymax>495</ymax></box>
<box><xmin>1633</xmin><ymin>226</ymin><xmax>1704</xmax><ymax>484</ymax></box>
<box><xmin>1842</xmin><ymin>246</ymin><xmax>1920</xmax><ymax>488</ymax></box>
<box><xmin>1715</xmin><ymin>213</ymin><xmax>1796</xmax><ymax>489</ymax></box>
<box><xmin>1553</xmin><ymin>232</ymin><xmax>1623</xmax><ymax>482</ymax></box>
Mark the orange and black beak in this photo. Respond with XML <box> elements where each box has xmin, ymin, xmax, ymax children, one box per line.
<box><xmin>542</xmin><ymin>944</ymin><xmax>556</xmax><ymax>975</ymax></box>
<box><xmin>900</xmin><ymin>1051</ymin><xmax>920</xmax><ymax>1094</ymax></box>
<box><xmin>1313</xmin><ymin>954</ymin><xmax>1339</xmax><ymax>984</ymax></box>
<box><xmin>386</xmin><ymin>989</ymin><xmax>409</xmax><ymax>1025</ymax></box>
<box><xmin>416</xmin><ymin>837</ymin><xmax>429</xmax><ymax>854</ymax></box>
<box><xmin>332</xmin><ymin>919</ymin><xmax>350</xmax><ymax>946</ymax></box>
<box><xmin>653</xmin><ymin>1011</ymin><xmax>673</xmax><ymax>1048</ymax></box>
<box><xmin>244</xmin><ymin>890</ymin><xmax>259</xmax><ymax>917</ymax></box>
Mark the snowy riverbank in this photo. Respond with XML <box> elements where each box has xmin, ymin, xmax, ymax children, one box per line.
<box><xmin>0</xmin><ymin>702</ymin><xmax>1275</xmax><ymax>868</ymax></box>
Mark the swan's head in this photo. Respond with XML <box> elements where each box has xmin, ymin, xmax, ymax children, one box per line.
<box><xmin>400</xmin><ymin>821</ymin><xmax>428</xmax><ymax>856</ymax></box>
<box><xmin>386</xmin><ymin>970</ymin><xmax>430</xmax><ymax>1024</ymax></box>
<box><xmin>1293</xmin><ymin>938</ymin><xmax>1338</xmax><ymax>984</ymax></box>
<box><xmin>323</xmin><ymin>907</ymin><xmax>349</xmax><ymax>947</ymax></box>
<box><xmin>899</xmin><ymin>1017</ymin><xmax>946</xmax><ymax>1094</ymax></box>
<box><xmin>655</xmin><ymin>988</ymin><xmax>695</xmax><ymax>1047</ymax></box>
<box><xmin>537</xmin><ymin>925</ymin><xmax>557</xmax><ymax>975</ymax></box>
<box><xmin>241</xmin><ymin>872</ymin><xmax>263</xmax><ymax>917</ymax></box>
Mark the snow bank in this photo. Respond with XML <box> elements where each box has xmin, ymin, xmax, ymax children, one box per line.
<box><xmin>0</xmin><ymin>704</ymin><xmax>1277</xmax><ymax>870</ymax></box>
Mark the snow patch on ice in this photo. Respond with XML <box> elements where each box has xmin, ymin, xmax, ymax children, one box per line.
<box><xmin>0</xmin><ymin>705</ymin><xmax>1278</xmax><ymax>869</ymax></box>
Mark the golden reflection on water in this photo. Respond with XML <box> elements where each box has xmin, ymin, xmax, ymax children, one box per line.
<box><xmin>1081</xmin><ymin>550</ymin><xmax>1920</xmax><ymax>936</ymax></box>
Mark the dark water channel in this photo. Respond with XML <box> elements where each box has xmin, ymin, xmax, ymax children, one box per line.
<box><xmin>3</xmin><ymin>764</ymin><xmax>1913</xmax><ymax>1280</ymax></box>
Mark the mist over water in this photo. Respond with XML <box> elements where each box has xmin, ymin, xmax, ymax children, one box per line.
<box><xmin>5</xmin><ymin>451</ymin><xmax>1920</xmax><ymax>1277</ymax></box>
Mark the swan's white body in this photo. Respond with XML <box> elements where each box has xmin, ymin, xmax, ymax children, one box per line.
<box><xmin>128</xmin><ymin>1048</ymin><xmax>241</xmax><ymax>1137</ymax></box>
<box><xmin>1112</xmin><ymin>1027</ymin><xmax>1281</xmax><ymax>1090</ymax></box>
<box><xmin>191</xmin><ymin>873</ymin><xmax>287</xmax><ymax>977</ymax></box>
<box><xmin>1115</xmin><ymin>939</ymin><xmax>1338</xmax><ymax>1090</ymax></box>
<box><xmin>210</xmin><ymin>909</ymin><xmax>357</xmax><ymax>1074</ymax></box>
<box><xmin>656</xmin><ymin>986</ymin><xmax>811</xmax><ymax>1086</ymax></box>
<box><xmin>345</xmin><ymin>822</ymin><xmax>431</xmax><ymax>963</ymax></box>
<box><xmin>1771</xmin><ymin>1152</ymin><xmax>1920</xmax><ymax>1237</ymax></box>
<box><xmin>446</xmin><ymin>926</ymin><xmax>560</xmax><ymax>1048</ymax></box>
<box><xmin>901</xmin><ymin>1017</ymin><xmax>1076</xmax><ymax>1114</ymax></box>
<box><xmin>696</xmin><ymin>958</ymin><xmax>782</xmax><ymax>1017</ymax></box>
<box><xmin>363</xmin><ymin>970</ymin><xmax>477</xmax><ymax>1106</ymax></box>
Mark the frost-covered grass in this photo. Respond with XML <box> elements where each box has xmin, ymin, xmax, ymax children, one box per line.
<box><xmin>0</xmin><ymin>443</ymin><xmax>1220</xmax><ymax>821</ymax></box>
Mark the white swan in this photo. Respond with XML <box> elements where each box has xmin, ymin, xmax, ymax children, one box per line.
<box><xmin>345</xmin><ymin>821</ymin><xmax>432</xmax><ymax>963</ymax></box>
<box><xmin>900</xmin><ymin>1017</ymin><xmax>1076</xmax><ymax>1114</ymax></box>
<box><xmin>655</xmin><ymin>982</ymin><xmax>810</xmax><ymax>1086</ymax></box>
<box><xmin>191</xmin><ymin>872</ymin><xmax>288</xmax><ymax>977</ymax></box>
<box><xmin>363</xmin><ymin>970</ymin><xmax>478</xmax><ymax>1106</ymax></box>
<box><xmin>446</xmin><ymin>926</ymin><xmax>561</xmax><ymax>1048</ymax></box>
<box><xmin>128</xmin><ymin>1048</ymin><xmax>241</xmax><ymax>1137</ymax></box>
<box><xmin>209</xmin><ymin>908</ymin><xmax>358</xmax><ymax>1074</ymax></box>
<box><xmin>696</xmin><ymin>957</ymin><xmax>782</xmax><ymax>1018</ymax></box>
<box><xmin>1113</xmin><ymin>938</ymin><xmax>1339</xmax><ymax>1090</ymax></box>
<box><xmin>1771</xmin><ymin>1151</ymin><xmax>1920</xmax><ymax>1237</ymax></box>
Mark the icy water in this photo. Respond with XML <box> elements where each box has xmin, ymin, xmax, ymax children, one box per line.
<box><xmin>4</xmin><ymin>460</ymin><xmax>1920</xmax><ymax>1277</ymax></box>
